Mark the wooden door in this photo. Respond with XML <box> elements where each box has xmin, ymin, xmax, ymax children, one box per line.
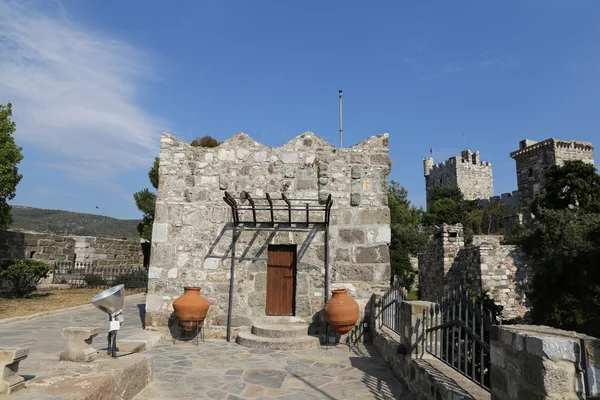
<box><xmin>265</xmin><ymin>245</ymin><xmax>296</xmax><ymax>316</ymax></box>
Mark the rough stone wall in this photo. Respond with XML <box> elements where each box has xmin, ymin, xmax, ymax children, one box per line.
<box><xmin>145</xmin><ymin>132</ymin><xmax>391</xmax><ymax>333</ymax></box>
<box><xmin>0</xmin><ymin>230</ymin><xmax>145</xmax><ymax>267</ymax></box>
<box><xmin>510</xmin><ymin>138</ymin><xmax>594</xmax><ymax>207</ymax></box>
<box><xmin>418</xmin><ymin>224</ymin><xmax>464</xmax><ymax>301</ymax></box>
<box><xmin>424</xmin><ymin>150</ymin><xmax>493</xmax><ymax>208</ymax></box>
<box><xmin>419</xmin><ymin>226</ymin><xmax>532</xmax><ymax>320</ymax></box>
<box><xmin>490</xmin><ymin>325</ymin><xmax>600</xmax><ymax>399</ymax></box>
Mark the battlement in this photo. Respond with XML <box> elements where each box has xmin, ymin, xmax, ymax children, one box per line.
<box><xmin>477</xmin><ymin>190</ymin><xmax>520</xmax><ymax>209</ymax></box>
<box><xmin>425</xmin><ymin>153</ymin><xmax>492</xmax><ymax>173</ymax></box>
<box><xmin>510</xmin><ymin>138</ymin><xmax>594</xmax><ymax>159</ymax></box>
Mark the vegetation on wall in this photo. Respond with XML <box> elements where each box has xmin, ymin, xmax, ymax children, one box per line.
<box><xmin>0</xmin><ymin>103</ymin><xmax>24</xmax><ymax>231</ymax></box>
<box><xmin>388</xmin><ymin>181</ymin><xmax>428</xmax><ymax>289</ymax></box>
<box><xmin>516</xmin><ymin>160</ymin><xmax>600</xmax><ymax>337</ymax></box>
<box><xmin>191</xmin><ymin>135</ymin><xmax>221</xmax><ymax>148</ymax></box>
<box><xmin>133</xmin><ymin>157</ymin><xmax>159</xmax><ymax>241</ymax></box>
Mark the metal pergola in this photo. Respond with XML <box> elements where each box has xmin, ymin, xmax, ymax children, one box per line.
<box><xmin>222</xmin><ymin>191</ymin><xmax>334</xmax><ymax>342</ymax></box>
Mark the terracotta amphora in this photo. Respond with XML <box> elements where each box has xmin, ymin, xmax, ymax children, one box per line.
<box><xmin>324</xmin><ymin>288</ymin><xmax>359</xmax><ymax>334</ymax></box>
<box><xmin>172</xmin><ymin>287</ymin><xmax>210</xmax><ymax>331</ymax></box>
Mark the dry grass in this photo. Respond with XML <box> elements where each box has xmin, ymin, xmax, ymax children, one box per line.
<box><xmin>0</xmin><ymin>288</ymin><xmax>143</xmax><ymax>319</ymax></box>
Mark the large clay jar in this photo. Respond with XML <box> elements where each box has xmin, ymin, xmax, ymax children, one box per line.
<box><xmin>324</xmin><ymin>289</ymin><xmax>359</xmax><ymax>334</ymax></box>
<box><xmin>172</xmin><ymin>287</ymin><xmax>210</xmax><ymax>331</ymax></box>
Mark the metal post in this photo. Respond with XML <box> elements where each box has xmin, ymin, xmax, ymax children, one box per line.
<box><xmin>324</xmin><ymin>226</ymin><xmax>330</xmax><ymax>303</ymax></box>
<box><xmin>226</xmin><ymin>224</ymin><xmax>236</xmax><ymax>342</ymax></box>
<box><xmin>339</xmin><ymin>89</ymin><xmax>343</xmax><ymax>148</ymax></box>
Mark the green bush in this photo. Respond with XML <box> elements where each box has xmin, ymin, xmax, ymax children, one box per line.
<box><xmin>0</xmin><ymin>259</ymin><xmax>50</xmax><ymax>297</ymax></box>
<box><xmin>84</xmin><ymin>274</ymin><xmax>108</xmax><ymax>288</ymax></box>
<box><xmin>112</xmin><ymin>269</ymin><xmax>148</xmax><ymax>289</ymax></box>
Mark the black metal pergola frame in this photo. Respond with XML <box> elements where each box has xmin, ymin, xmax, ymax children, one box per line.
<box><xmin>222</xmin><ymin>191</ymin><xmax>333</xmax><ymax>342</ymax></box>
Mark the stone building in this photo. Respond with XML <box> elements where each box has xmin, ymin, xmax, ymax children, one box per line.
<box><xmin>418</xmin><ymin>224</ymin><xmax>532</xmax><ymax>320</ymax></box>
<box><xmin>510</xmin><ymin>138</ymin><xmax>595</xmax><ymax>206</ymax></box>
<box><xmin>145</xmin><ymin>132</ymin><xmax>391</xmax><ymax>338</ymax></box>
<box><xmin>423</xmin><ymin>150</ymin><xmax>494</xmax><ymax>208</ymax></box>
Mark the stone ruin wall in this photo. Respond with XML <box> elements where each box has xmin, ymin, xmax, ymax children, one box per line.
<box><xmin>424</xmin><ymin>150</ymin><xmax>493</xmax><ymax>208</ymax></box>
<box><xmin>0</xmin><ymin>230</ymin><xmax>145</xmax><ymax>267</ymax></box>
<box><xmin>145</xmin><ymin>131</ymin><xmax>391</xmax><ymax>335</ymax></box>
<box><xmin>419</xmin><ymin>225</ymin><xmax>532</xmax><ymax>320</ymax></box>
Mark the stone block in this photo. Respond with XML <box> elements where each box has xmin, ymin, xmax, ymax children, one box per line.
<box><xmin>350</xmin><ymin>193</ymin><xmax>361</xmax><ymax>206</ymax></box>
<box><xmin>355</xmin><ymin>246</ymin><xmax>378</xmax><ymax>263</ymax></box>
<box><xmin>338</xmin><ymin>228</ymin><xmax>365</xmax><ymax>244</ymax></box>
<box><xmin>152</xmin><ymin>223</ymin><xmax>168</xmax><ymax>243</ymax></box>
<box><xmin>336</xmin><ymin>264</ymin><xmax>374</xmax><ymax>281</ymax></box>
<box><xmin>297</xmin><ymin>178</ymin><xmax>315</xmax><ymax>190</ymax></box>
<box><xmin>0</xmin><ymin>347</ymin><xmax>28</xmax><ymax>395</ymax></box>
<box><xmin>359</xmin><ymin>208</ymin><xmax>390</xmax><ymax>225</ymax></box>
<box><xmin>60</xmin><ymin>327</ymin><xmax>99</xmax><ymax>362</ymax></box>
<box><xmin>282</xmin><ymin>153</ymin><xmax>298</xmax><ymax>164</ymax></box>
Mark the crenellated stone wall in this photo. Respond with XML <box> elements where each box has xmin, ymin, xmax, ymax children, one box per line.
<box><xmin>419</xmin><ymin>225</ymin><xmax>532</xmax><ymax>320</ymax></box>
<box><xmin>423</xmin><ymin>150</ymin><xmax>494</xmax><ymax>208</ymax></box>
<box><xmin>145</xmin><ymin>131</ymin><xmax>392</xmax><ymax>336</ymax></box>
<box><xmin>510</xmin><ymin>138</ymin><xmax>594</xmax><ymax>207</ymax></box>
<box><xmin>0</xmin><ymin>230</ymin><xmax>146</xmax><ymax>268</ymax></box>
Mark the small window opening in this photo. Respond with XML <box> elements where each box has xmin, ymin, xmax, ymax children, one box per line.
<box><xmin>528</xmin><ymin>168</ymin><xmax>533</xmax><ymax>177</ymax></box>
<box><xmin>29</xmin><ymin>251</ymin><xmax>36</xmax><ymax>258</ymax></box>
<box><xmin>439</xmin><ymin>178</ymin><xmax>443</xmax><ymax>184</ymax></box>
<box><xmin>449</xmin><ymin>232</ymin><xmax>458</xmax><ymax>238</ymax></box>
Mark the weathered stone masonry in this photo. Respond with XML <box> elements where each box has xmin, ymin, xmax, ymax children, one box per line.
<box><xmin>145</xmin><ymin>132</ymin><xmax>392</xmax><ymax>334</ymax></box>
<box><xmin>424</xmin><ymin>150</ymin><xmax>494</xmax><ymax>208</ymax></box>
<box><xmin>0</xmin><ymin>230</ymin><xmax>145</xmax><ymax>267</ymax></box>
<box><xmin>511</xmin><ymin>138</ymin><xmax>594</xmax><ymax>207</ymax></box>
<box><xmin>419</xmin><ymin>224</ymin><xmax>532</xmax><ymax>320</ymax></box>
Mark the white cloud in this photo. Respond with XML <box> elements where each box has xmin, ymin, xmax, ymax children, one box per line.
<box><xmin>0</xmin><ymin>1</ymin><xmax>166</xmax><ymax>191</ymax></box>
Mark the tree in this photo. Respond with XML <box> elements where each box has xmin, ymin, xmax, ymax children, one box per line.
<box><xmin>516</xmin><ymin>161</ymin><xmax>600</xmax><ymax>336</ymax></box>
<box><xmin>533</xmin><ymin>160</ymin><xmax>600</xmax><ymax>214</ymax></box>
<box><xmin>134</xmin><ymin>157</ymin><xmax>159</xmax><ymax>240</ymax></box>
<box><xmin>191</xmin><ymin>136</ymin><xmax>220</xmax><ymax>148</ymax></box>
<box><xmin>0</xmin><ymin>103</ymin><xmax>24</xmax><ymax>231</ymax></box>
<box><xmin>388</xmin><ymin>181</ymin><xmax>428</xmax><ymax>288</ymax></box>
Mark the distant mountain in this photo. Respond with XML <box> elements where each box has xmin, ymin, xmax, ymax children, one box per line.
<box><xmin>9</xmin><ymin>206</ymin><xmax>142</xmax><ymax>239</ymax></box>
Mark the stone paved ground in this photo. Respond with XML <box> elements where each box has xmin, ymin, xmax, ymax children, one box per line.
<box><xmin>0</xmin><ymin>294</ymin><xmax>146</xmax><ymax>379</ymax></box>
<box><xmin>0</xmin><ymin>294</ymin><xmax>410</xmax><ymax>399</ymax></box>
<box><xmin>136</xmin><ymin>340</ymin><xmax>411</xmax><ymax>400</ymax></box>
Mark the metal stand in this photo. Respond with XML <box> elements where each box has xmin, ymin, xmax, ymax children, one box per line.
<box><xmin>323</xmin><ymin>323</ymin><xmax>352</xmax><ymax>353</ymax></box>
<box><xmin>107</xmin><ymin>330</ymin><xmax>118</xmax><ymax>358</ymax></box>
<box><xmin>172</xmin><ymin>318</ymin><xmax>205</xmax><ymax>346</ymax></box>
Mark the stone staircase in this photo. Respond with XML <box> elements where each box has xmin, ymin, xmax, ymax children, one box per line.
<box><xmin>236</xmin><ymin>324</ymin><xmax>320</xmax><ymax>350</ymax></box>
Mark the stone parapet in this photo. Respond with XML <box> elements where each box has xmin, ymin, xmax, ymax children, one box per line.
<box><xmin>490</xmin><ymin>325</ymin><xmax>600</xmax><ymax>399</ymax></box>
<box><xmin>59</xmin><ymin>327</ymin><xmax>99</xmax><ymax>362</ymax></box>
<box><xmin>0</xmin><ymin>347</ymin><xmax>28</xmax><ymax>395</ymax></box>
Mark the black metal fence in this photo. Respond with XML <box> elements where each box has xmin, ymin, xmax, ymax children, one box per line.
<box><xmin>380</xmin><ymin>278</ymin><xmax>408</xmax><ymax>335</ymax></box>
<box><xmin>424</xmin><ymin>288</ymin><xmax>499</xmax><ymax>391</ymax></box>
<box><xmin>53</xmin><ymin>261</ymin><xmax>148</xmax><ymax>289</ymax></box>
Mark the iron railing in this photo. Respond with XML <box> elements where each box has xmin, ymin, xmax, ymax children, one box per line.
<box><xmin>424</xmin><ymin>288</ymin><xmax>499</xmax><ymax>391</ymax></box>
<box><xmin>380</xmin><ymin>278</ymin><xmax>408</xmax><ymax>335</ymax></box>
<box><xmin>53</xmin><ymin>261</ymin><xmax>148</xmax><ymax>289</ymax></box>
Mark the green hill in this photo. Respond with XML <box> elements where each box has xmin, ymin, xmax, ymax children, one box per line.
<box><xmin>9</xmin><ymin>206</ymin><xmax>142</xmax><ymax>239</ymax></box>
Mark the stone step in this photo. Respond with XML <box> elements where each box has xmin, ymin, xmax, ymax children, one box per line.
<box><xmin>251</xmin><ymin>324</ymin><xmax>310</xmax><ymax>339</ymax></box>
<box><xmin>236</xmin><ymin>332</ymin><xmax>320</xmax><ymax>350</ymax></box>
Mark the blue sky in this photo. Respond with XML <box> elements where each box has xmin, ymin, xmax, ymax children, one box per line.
<box><xmin>1</xmin><ymin>1</ymin><xmax>599</xmax><ymax>219</ymax></box>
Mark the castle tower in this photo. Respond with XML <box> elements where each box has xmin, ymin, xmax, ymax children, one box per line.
<box><xmin>510</xmin><ymin>138</ymin><xmax>595</xmax><ymax>207</ymax></box>
<box><xmin>424</xmin><ymin>150</ymin><xmax>494</xmax><ymax>208</ymax></box>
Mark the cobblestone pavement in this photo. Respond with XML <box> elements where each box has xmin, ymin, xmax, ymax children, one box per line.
<box><xmin>0</xmin><ymin>295</ymin><xmax>410</xmax><ymax>399</ymax></box>
<box><xmin>0</xmin><ymin>294</ymin><xmax>147</xmax><ymax>378</ymax></box>
<box><xmin>136</xmin><ymin>340</ymin><xmax>411</xmax><ymax>400</ymax></box>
